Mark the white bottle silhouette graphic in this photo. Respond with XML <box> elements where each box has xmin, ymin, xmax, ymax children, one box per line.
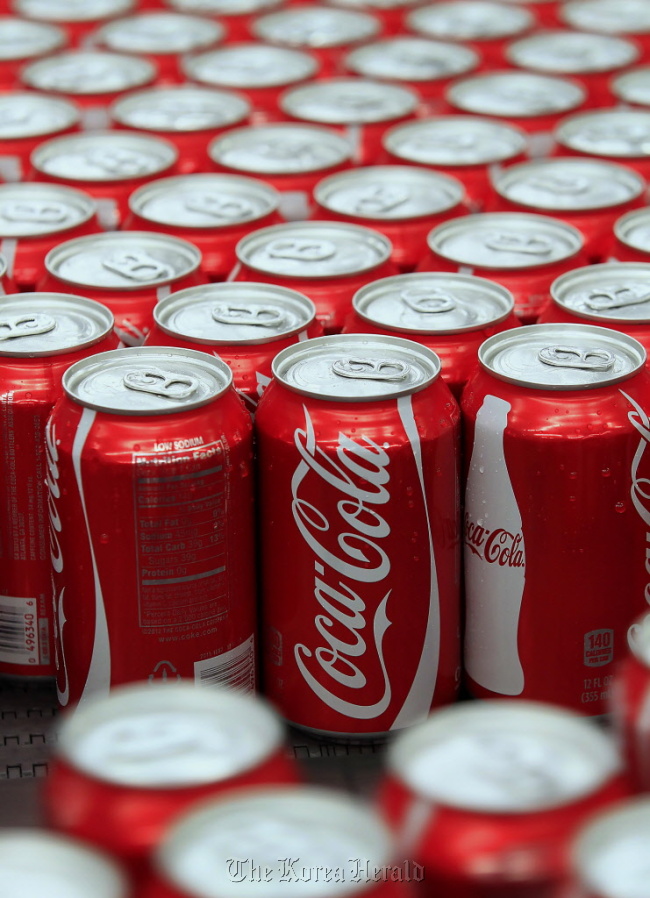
<box><xmin>465</xmin><ymin>394</ymin><xmax>525</xmax><ymax>695</ymax></box>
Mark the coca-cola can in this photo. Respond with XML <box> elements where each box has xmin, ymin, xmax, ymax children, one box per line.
<box><xmin>124</xmin><ymin>174</ymin><xmax>281</xmax><ymax>282</ymax></box>
<box><xmin>0</xmin><ymin>17</ymin><xmax>67</xmax><ymax>91</ymax></box>
<box><xmin>49</xmin><ymin>346</ymin><xmax>256</xmax><ymax>706</ymax></box>
<box><xmin>13</xmin><ymin>0</ymin><xmax>137</xmax><ymax>47</ymax></box>
<box><xmin>611</xmin><ymin>66</ymin><xmax>650</xmax><ymax>111</ymax></box>
<box><xmin>0</xmin><ymin>92</ymin><xmax>80</xmax><ymax>184</ymax></box>
<box><xmin>45</xmin><ymin>682</ymin><xmax>299</xmax><ymax>866</ymax></box>
<box><xmin>611</xmin><ymin>207</ymin><xmax>650</xmax><ymax>264</ymax></box>
<box><xmin>164</xmin><ymin>0</ymin><xmax>285</xmax><ymax>42</ymax></box>
<box><xmin>553</xmin><ymin>109</ymin><xmax>650</xmax><ymax>181</ymax></box>
<box><xmin>233</xmin><ymin>221</ymin><xmax>396</xmax><ymax>332</ymax></box>
<box><xmin>611</xmin><ymin>612</ymin><xmax>650</xmax><ymax>793</ymax></box>
<box><xmin>344</xmin><ymin>272</ymin><xmax>518</xmax><ymax>399</ymax></box>
<box><xmin>560</xmin><ymin>0</ymin><xmax>650</xmax><ymax>56</ymax></box>
<box><xmin>463</xmin><ymin>323</ymin><xmax>650</xmax><ymax>714</ymax></box>
<box><xmin>0</xmin><ymin>292</ymin><xmax>116</xmax><ymax>680</ymax></box>
<box><xmin>257</xmin><ymin>334</ymin><xmax>460</xmax><ymax>738</ymax></box>
<box><xmin>379</xmin><ymin>700</ymin><xmax>629</xmax><ymax>898</ymax></box>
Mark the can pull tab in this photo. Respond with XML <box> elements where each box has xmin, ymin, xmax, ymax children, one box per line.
<box><xmin>0</xmin><ymin>201</ymin><xmax>70</xmax><ymax>225</ymax></box>
<box><xmin>354</xmin><ymin>185</ymin><xmax>410</xmax><ymax>215</ymax></box>
<box><xmin>266</xmin><ymin>238</ymin><xmax>337</xmax><ymax>262</ymax></box>
<box><xmin>85</xmin><ymin>148</ymin><xmax>151</xmax><ymax>178</ymax></box>
<box><xmin>400</xmin><ymin>286</ymin><xmax>457</xmax><ymax>313</ymax></box>
<box><xmin>538</xmin><ymin>345</ymin><xmax>615</xmax><ymax>372</ymax></box>
<box><xmin>332</xmin><ymin>357</ymin><xmax>410</xmax><ymax>382</ymax></box>
<box><xmin>484</xmin><ymin>232</ymin><xmax>554</xmax><ymax>257</ymax></box>
<box><xmin>586</xmin><ymin>285</ymin><xmax>650</xmax><ymax>311</ymax></box>
<box><xmin>184</xmin><ymin>194</ymin><xmax>254</xmax><ymax>221</ymax></box>
<box><xmin>102</xmin><ymin>251</ymin><xmax>174</xmax><ymax>283</ymax></box>
<box><xmin>528</xmin><ymin>175</ymin><xmax>590</xmax><ymax>196</ymax></box>
<box><xmin>0</xmin><ymin>313</ymin><xmax>56</xmax><ymax>341</ymax></box>
<box><xmin>211</xmin><ymin>303</ymin><xmax>286</xmax><ymax>328</ymax></box>
<box><xmin>123</xmin><ymin>367</ymin><xmax>199</xmax><ymax>400</ymax></box>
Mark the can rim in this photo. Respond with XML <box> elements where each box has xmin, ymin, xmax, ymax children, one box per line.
<box><xmin>96</xmin><ymin>10</ymin><xmax>226</xmax><ymax>55</ymax></box>
<box><xmin>0</xmin><ymin>182</ymin><xmax>97</xmax><ymax>238</ymax></box>
<box><xmin>344</xmin><ymin>35</ymin><xmax>479</xmax><ymax>83</ymax></box>
<box><xmin>612</xmin><ymin>64</ymin><xmax>650</xmax><ymax>104</ymax></box>
<box><xmin>251</xmin><ymin>5</ymin><xmax>382</xmax><ymax>47</ymax></box>
<box><xmin>505</xmin><ymin>29</ymin><xmax>640</xmax><ymax>74</ymax></box>
<box><xmin>614</xmin><ymin>206</ymin><xmax>650</xmax><ymax>251</ymax></box>
<box><xmin>0</xmin><ymin>16</ymin><xmax>67</xmax><ymax>62</ymax></box>
<box><xmin>111</xmin><ymin>85</ymin><xmax>252</xmax><ymax>134</ymax></box>
<box><xmin>0</xmin><ymin>292</ymin><xmax>114</xmax><ymax>357</ymax></box>
<box><xmin>551</xmin><ymin>262</ymin><xmax>650</xmax><ymax>322</ymax></box>
<box><xmin>406</xmin><ymin>0</ymin><xmax>535</xmax><ymax>40</ymax></box>
<box><xmin>0</xmin><ymin>91</ymin><xmax>80</xmax><ymax>139</ymax></box>
<box><xmin>446</xmin><ymin>69</ymin><xmax>587</xmax><ymax>118</ymax></box>
<box><xmin>183</xmin><ymin>42</ymin><xmax>319</xmax><ymax>88</ymax></box>
<box><xmin>20</xmin><ymin>50</ymin><xmax>157</xmax><ymax>95</ymax></box>
<box><xmin>555</xmin><ymin>108</ymin><xmax>650</xmax><ymax>159</ymax></box>
<box><xmin>279</xmin><ymin>77</ymin><xmax>420</xmax><ymax>125</ymax></box>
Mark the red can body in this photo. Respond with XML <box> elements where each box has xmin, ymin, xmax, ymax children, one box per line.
<box><xmin>611</xmin><ymin>613</ymin><xmax>650</xmax><ymax>793</ymax></box>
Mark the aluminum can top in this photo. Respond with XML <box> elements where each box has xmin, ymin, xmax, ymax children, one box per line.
<box><xmin>447</xmin><ymin>70</ymin><xmax>586</xmax><ymax>119</ymax></box>
<box><xmin>46</xmin><ymin>231</ymin><xmax>201</xmax><ymax>291</ymax></box>
<box><xmin>97</xmin><ymin>12</ymin><xmax>225</xmax><ymax>55</ymax></box>
<box><xmin>252</xmin><ymin>6</ymin><xmax>381</xmax><ymax>47</ymax></box>
<box><xmin>236</xmin><ymin>221</ymin><xmax>392</xmax><ymax>278</ymax></box>
<box><xmin>184</xmin><ymin>43</ymin><xmax>318</xmax><ymax>90</ymax></box>
<box><xmin>0</xmin><ymin>16</ymin><xmax>66</xmax><ymax>62</ymax></box>
<box><xmin>478</xmin><ymin>322</ymin><xmax>646</xmax><ymax>390</ymax></box>
<box><xmin>387</xmin><ymin>700</ymin><xmax>621</xmax><ymax>814</ymax></box>
<box><xmin>0</xmin><ymin>92</ymin><xmax>79</xmax><ymax>140</ymax></box>
<box><xmin>551</xmin><ymin>263</ymin><xmax>650</xmax><ymax>323</ymax></box>
<box><xmin>166</xmin><ymin>0</ymin><xmax>283</xmax><ymax>15</ymax></box>
<box><xmin>615</xmin><ymin>207</ymin><xmax>650</xmax><ymax>253</ymax></box>
<box><xmin>63</xmin><ymin>345</ymin><xmax>232</xmax><ymax>414</ymax></box>
<box><xmin>506</xmin><ymin>30</ymin><xmax>640</xmax><ymax>74</ymax></box>
<box><xmin>555</xmin><ymin>109</ymin><xmax>650</xmax><ymax>159</ymax></box>
<box><xmin>111</xmin><ymin>86</ymin><xmax>251</xmax><ymax>134</ymax></box>
<box><xmin>129</xmin><ymin>173</ymin><xmax>279</xmax><ymax>229</ymax></box>
<box><xmin>407</xmin><ymin>0</ymin><xmax>534</xmax><ymax>41</ymax></box>
<box><xmin>427</xmin><ymin>212</ymin><xmax>583</xmax><ymax>269</ymax></box>
<box><xmin>383</xmin><ymin>115</ymin><xmax>528</xmax><ymax>166</ymax></box>
<box><xmin>629</xmin><ymin>611</ymin><xmax>650</xmax><ymax>666</ymax></box>
<box><xmin>209</xmin><ymin>123</ymin><xmax>353</xmax><ymax>175</ymax></box>
<box><xmin>353</xmin><ymin>271</ymin><xmax>514</xmax><ymax>334</ymax></box>
<box><xmin>154</xmin><ymin>282</ymin><xmax>316</xmax><ymax>344</ymax></box>
<box><xmin>14</xmin><ymin>0</ymin><xmax>136</xmax><ymax>22</ymax></box>
<box><xmin>32</xmin><ymin>130</ymin><xmax>178</xmax><ymax>182</ymax></box>
<box><xmin>331</xmin><ymin>0</ymin><xmax>424</xmax><ymax>10</ymax></box>
<box><xmin>561</xmin><ymin>0</ymin><xmax>650</xmax><ymax>34</ymax></box>
<box><xmin>345</xmin><ymin>37</ymin><xmax>478</xmax><ymax>83</ymax></box>
<box><xmin>315</xmin><ymin>164</ymin><xmax>464</xmax><ymax>220</ymax></box>
<box><xmin>0</xmin><ymin>182</ymin><xmax>96</xmax><ymax>237</ymax></box>
<box><xmin>492</xmin><ymin>157</ymin><xmax>645</xmax><ymax>211</ymax></box>
<box><xmin>54</xmin><ymin>682</ymin><xmax>285</xmax><ymax>787</ymax></box>
<box><xmin>612</xmin><ymin>66</ymin><xmax>650</xmax><ymax>106</ymax></box>
<box><xmin>0</xmin><ymin>831</ymin><xmax>128</xmax><ymax>898</ymax></box>
<box><xmin>21</xmin><ymin>50</ymin><xmax>156</xmax><ymax>97</ymax></box>
<box><xmin>272</xmin><ymin>333</ymin><xmax>440</xmax><ymax>401</ymax></box>
<box><xmin>0</xmin><ymin>293</ymin><xmax>113</xmax><ymax>357</ymax></box>
<box><xmin>280</xmin><ymin>78</ymin><xmax>419</xmax><ymax>124</ymax></box>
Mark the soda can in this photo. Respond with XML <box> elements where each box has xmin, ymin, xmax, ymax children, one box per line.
<box><xmin>553</xmin><ymin>109</ymin><xmax>650</xmax><ymax>182</ymax></box>
<box><xmin>0</xmin><ymin>292</ymin><xmax>116</xmax><ymax>680</ymax></box>
<box><xmin>463</xmin><ymin>323</ymin><xmax>650</xmax><ymax>714</ymax></box>
<box><xmin>49</xmin><ymin>346</ymin><xmax>256</xmax><ymax>706</ymax></box>
<box><xmin>611</xmin><ymin>66</ymin><xmax>650</xmax><ymax>111</ymax></box>
<box><xmin>611</xmin><ymin>207</ymin><xmax>650</xmax><ymax>264</ymax></box>
<box><xmin>279</xmin><ymin>78</ymin><xmax>420</xmax><ymax>166</ymax></box>
<box><xmin>13</xmin><ymin>0</ymin><xmax>136</xmax><ymax>48</ymax></box>
<box><xmin>257</xmin><ymin>334</ymin><xmax>460</xmax><ymax>739</ymax></box>
<box><xmin>233</xmin><ymin>221</ymin><xmax>396</xmax><ymax>333</ymax></box>
<box><xmin>164</xmin><ymin>0</ymin><xmax>285</xmax><ymax>42</ymax></box>
<box><xmin>0</xmin><ymin>17</ymin><xmax>66</xmax><ymax>91</ymax></box>
<box><xmin>560</xmin><ymin>0</ymin><xmax>650</xmax><ymax>57</ymax></box>
<box><xmin>124</xmin><ymin>173</ymin><xmax>281</xmax><ymax>282</ymax></box>
<box><xmin>111</xmin><ymin>86</ymin><xmax>251</xmax><ymax>176</ymax></box>
<box><xmin>0</xmin><ymin>92</ymin><xmax>80</xmax><ymax>184</ymax></box>
<box><xmin>313</xmin><ymin>164</ymin><xmax>467</xmax><ymax>272</ymax></box>
<box><xmin>0</xmin><ymin>252</ymin><xmax>12</xmax><ymax>294</ymax></box>
<box><xmin>44</xmin><ymin>682</ymin><xmax>300</xmax><ymax>867</ymax></box>
<box><xmin>488</xmin><ymin>157</ymin><xmax>646</xmax><ymax>262</ymax></box>
<box><xmin>379</xmin><ymin>700</ymin><xmax>629</xmax><ymax>898</ymax></box>
<box><xmin>343</xmin><ymin>272</ymin><xmax>518</xmax><ymax>399</ymax></box>
<box><xmin>611</xmin><ymin>612</ymin><xmax>650</xmax><ymax>793</ymax></box>
<box><xmin>146</xmin><ymin>281</ymin><xmax>321</xmax><ymax>411</ymax></box>
<box><xmin>0</xmin><ymin>182</ymin><xmax>98</xmax><ymax>290</ymax></box>
<box><xmin>419</xmin><ymin>212</ymin><xmax>586</xmax><ymax>323</ymax></box>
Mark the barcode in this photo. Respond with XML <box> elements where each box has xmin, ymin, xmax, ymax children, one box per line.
<box><xmin>194</xmin><ymin>635</ymin><xmax>255</xmax><ymax>693</ymax></box>
<box><xmin>0</xmin><ymin>595</ymin><xmax>39</xmax><ymax>666</ymax></box>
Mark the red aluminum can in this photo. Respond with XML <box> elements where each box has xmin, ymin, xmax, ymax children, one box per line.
<box><xmin>560</xmin><ymin>0</ymin><xmax>650</xmax><ymax>57</ymax></box>
<box><xmin>257</xmin><ymin>334</ymin><xmax>460</xmax><ymax>739</ymax></box>
<box><xmin>553</xmin><ymin>109</ymin><xmax>650</xmax><ymax>182</ymax></box>
<box><xmin>611</xmin><ymin>66</ymin><xmax>650</xmax><ymax>110</ymax></box>
<box><xmin>0</xmin><ymin>292</ymin><xmax>116</xmax><ymax>680</ymax></box>
<box><xmin>146</xmin><ymin>281</ymin><xmax>321</xmax><ymax>412</ymax></box>
<box><xmin>611</xmin><ymin>612</ymin><xmax>650</xmax><ymax>793</ymax></box>
<box><xmin>163</xmin><ymin>0</ymin><xmax>285</xmax><ymax>42</ymax></box>
<box><xmin>41</xmin><ymin>231</ymin><xmax>204</xmax><ymax>346</ymax></box>
<box><xmin>0</xmin><ymin>92</ymin><xmax>79</xmax><ymax>183</ymax></box>
<box><xmin>462</xmin><ymin>323</ymin><xmax>650</xmax><ymax>714</ymax></box>
<box><xmin>45</xmin><ymin>682</ymin><xmax>299</xmax><ymax>866</ymax></box>
<box><xmin>0</xmin><ymin>17</ymin><xmax>66</xmax><ymax>91</ymax></box>
<box><xmin>48</xmin><ymin>346</ymin><xmax>256</xmax><ymax>706</ymax></box>
<box><xmin>12</xmin><ymin>0</ymin><xmax>137</xmax><ymax>47</ymax></box>
<box><xmin>379</xmin><ymin>700</ymin><xmax>629</xmax><ymax>898</ymax></box>
<box><xmin>233</xmin><ymin>220</ymin><xmax>397</xmax><ymax>333</ymax></box>
<box><xmin>611</xmin><ymin>207</ymin><xmax>650</xmax><ymax>264</ymax></box>
<box><xmin>418</xmin><ymin>212</ymin><xmax>586</xmax><ymax>324</ymax></box>
<box><xmin>343</xmin><ymin>272</ymin><xmax>518</xmax><ymax>399</ymax></box>
<box><xmin>124</xmin><ymin>173</ymin><xmax>281</xmax><ymax>282</ymax></box>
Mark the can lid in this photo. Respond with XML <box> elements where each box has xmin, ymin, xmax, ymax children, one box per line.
<box><xmin>55</xmin><ymin>682</ymin><xmax>284</xmax><ymax>787</ymax></box>
<box><xmin>479</xmin><ymin>322</ymin><xmax>646</xmax><ymax>389</ymax></box>
<box><xmin>111</xmin><ymin>86</ymin><xmax>251</xmax><ymax>134</ymax></box>
<box><xmin>0</xmin><ymin>831</ymin><xmax>128</xmax><ymax>898</ymax></box>
<box><xmin>555</xmin><ymin>109</ymin><xmax>650</xmax><ymax>159</ymax></box>
<box><xmin>388</xmin><ymin>700</ymin><xmax>621</xmax><ymax>813</ymax></box>
<box><xmin>345</xmin><ymin>37</ymin><xmax>478</xmax><ymax>83</ymax></box>
<box><xmin>252</xmin><ymin>6</ymin><xmax>381</xmax><ymax>47</ymax></box>
<box><xmin>615</xmin><ymin>207</ymin><xmax>650</xmax><ymax>254</ymax></box>
<box><xmin>97</xmin><ymin>12</ymin><xmax>224</xmax><ymax>54</ymax></box>
<box><xmin>130</xmin><ymin>173</ymin><xmax>278</xmax><ymax>229</ymax></box>
<box><xmin>14</xmin><ymin>0</ymin><xmax>135</xmax><ymax>23</ymax></box>
<box><xmin>154</xmin><ymin>282</ymin><xmax>316</xmax><ymax>345</ymax></box>
<box><xmin>428</xmin><ymin>212</ymin><xmax>583</xmax><ymax>270</ymax></box>
<box><xmin>209</xmin><ymin>123</ymin><xmax>352</xmax><ymax>175</ymax></box>
<box><xmin>273</xmin><ymin>333</ymin><xmax>440</xmax><ymax>400</ymax></box>
<box><xmin>447</xmin><ymin>70</ymin><xmax>586</xmax><ymax>118</ymax></box>
<box><xmin>0</xmin><ymin>92</ymin><xmax>79</xmax><ymax>140</ymax></box>
<box><xmin>612</xmin><ymin>66</ymin><xmax>650</xmax><ymax>107</ymax></box>
<box><xmin>31</xmin><ymin>130</ymin><xmax>178</xmax><ymax>182</ymax></box>
<box><xmin>331</xmin><ymin>0</ymin><xmax>424</xmax><ymax>11</ymax></box>
<box><xmin>353</xmin><ymin>272</ymin><xmax>514</xmax><ymax>333</ymax></box>
<box><xmin>0</xmin><ymin>293</ymin><xmax>113</xmax><ymax>357</ymax></box>
<box><xmin>237</xmin><ymin>221</ymin><xmax>392</xmax><ymax>278</ymax></box>
<box><xmin>628</xmin><ymin>612</ymin><xmax>650</xmax><ymax>667</ymax></box>
<box><xmin>155</xmin><ymin>788</ymin><xmax>394</xmax><ymax>898</ymax></box>
<box><xmin>184</xmin><ymin>43</ymin><xmax>318</xmax><ymax>90</ymax></box>
<box><xmin>383</xmin><ymin>115</ymin><xmax>528</xmax><ymax>167</ymax></box>
<box><xmin>63</xmin><ymin>346</ymin><xmax>232</xmax><ymax>414</ymax></box>
<box><xmin>407</xmin><ymin>0</ymin><xmax>534</xmax><ymax>41</ymax></box>
<box><xmin>493</xmin><ymin>157</ymin><xmax>644</xmax><ymax>212</ymax></box>
<box><xmin>46</xmin><ymin>231</ymin><xmax>201</xmax><ymax>290</ymax></box>
<box><xmin>0</xmin><ymin>182</ymin><xmax>96</xmax><ymax>238</ymax></box>
<box><xmin>167</xmin><ymin>0</ymin><xmax>283</xmax><ymax>15</ymax></box>
<box><xmin>21</xmin><ymin>50</ymin><xmax>156</xmax><ymax>96</ymax></box>
<box><xmin>552</xmin><ymin>263</ymin><xmax>650</xmax><ymax>323</ymax></box>
<box><xmin>0</xmin><ymin>16</ymin><xmax>66</xmax><ymax>62</ymax></box>
<box><xmin>280</xmin><ymin>78</ymin><xmax>419</xmax><ymax>125</ymax></box>
<box><xmin>507</xmin><ymin>30</ymin><xmax>640</xmax><ymax>74</ymax></box>
<box><xmin>561</xmin><ymin>0</ymin><xmax>650</xmax><ymax>34</ymax></box>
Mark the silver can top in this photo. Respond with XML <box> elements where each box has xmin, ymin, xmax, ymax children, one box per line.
<box><xmin>628</xmin><ymin>612</ymin><xmax>650</xmax><ymax>667</ymax></box>
<box><xmin>14</xmin><ymin>0</ymin><xmax>135</xmax><ymax>23</ymax></box>
<box><xmin>330</xmin><ymin>0</ymin><xmax>424</xmax><ymax>10</ymax></box>
<box><xmin>31</xmin><ymin>130</ymin><xmax>178</xmax><ymax>182</ymax></box>
<box><xmin>97</xmin><ymin>11</ymin><xmax>224</xmax><ymax>54</ymax></box>
<box><xmin>615</xmin><ymin>207</ymin><xmax>650</xmax><ymax>254</ymax></box>
<box><xmin>63</xmin><ymin>346</ymin><xmax>232</xmax><ymax>414</ymax></box>
<box><xmin>273</xmin><ymin>333</ymin><xmax>440</xmax><ymax>400</ymax></box>
<box><xmin>507</xmin><ymin>30</ymin><xmax>640</xmax><ymax>74</ymax></box>
<box><xmin>353</xmin><ymin>272</ymin><xmax>514</xmax><ymax>334</ymax></box>
<box><xmin>447</xmin><ymin>70</ymin><xmax>586</xmax><ymax>118</ymax></box>
<box><xmin>0</xmin><ymin>16</ymin><xmax>66</xmax><ymax>62</ymax></box>
<box><xmin>551</xmin><ymin>263</ymin><xmax>650</xmax><ymax>323</ymax></box>
<box><xmin>612</xmin><ymin>66</ymin><xmax>650</xmax><ymax>107</ymax></box>
<box><xmin>166</xmin><ymin>0</ymin><xmax>283</xmax><ymax>15</ymax></box>
<box><xmin>280</xmin><ymin>78</ymin><xmax>419</xmax><ymax>124</ymax></box>
<box><xmin>46</xmin><ymin>231</ymin><xmax>201</xmax><ymax>291</ymax></box>
<box><xmin>252</xmin><ymin>5</ymin><xmax>381</xmax><ymax>47</ymax></box>
<box><xmin>0</xmin><ymin>92</ymin><xmax>79</xmax><ymax>140</ymax></box>
<box><xmin>561</xmin><ymin>0</ymin><xmax>650</xmax><ymax>34</ymax></box>
<box><xmin>0</xmin><ymin>182</ymin><xmax>96</xmax><ymax>238</ymax></box>
<box><xmin>407</xmin><ymin>0</ymin><xmax>534</xmax><ymax>41</ymax></box>
<box><xmin>154</xmin><ymin>282</ymin><xmax>316</xmax><ymax>344</ymax></box>
<box><xmin>21</xmin><ymin>50</ymin><xmax>156</xmax><ymax>96</ymax></box>
<box><xmin>184</xmin><ymin>43</ymin><xmax>318</xmax><ymax>90</ymax></box>
<box><xmin>345</xmin><ymin>37</ymin><xmax>478</xmax><ymax>83</ymax></box>
<box><xmin>237</xmin><ymin>221</ymin><xmax>392</xmax><ymax>278</ymax></box>
<box><xmin>388</xmin><ymin>700</ymin><xmax>621</xmax><ymax>813</ymax></box>
<box><xmin>0</xmin><ymin>293</ymin><xmax>113</xmax><ymax>357</ymax></box>
<box><xmin>555</xmin><ymin>109</ymin><xmax>650</xmax><ymax>160</ymax></box>
<box><xmin>129</xmin><ymin>173</ymin><xmax>279</xmax><ymax>229</ymax></box>
<box><xmin>383</xmin><ymin>115</ymin><xmax>528</xmax><ymax>166</ymax></box>
<box><xmin>479</xmin><ymin>322</ymin><xmax>646</xmax><ymax>389</ymax></box>
<box><xmin>111</xmin><ymin>86</ymin><xmax>251</xmax><ymax>134</ymax></box>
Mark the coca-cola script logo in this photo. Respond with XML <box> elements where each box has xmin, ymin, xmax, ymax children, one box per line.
<box><xmin>45</xmin><ymin>418</ymin><xmax>69</xmax><ymax>705</ymax></box>
<box><xmin>621</xmin><ymin>390</ymin><xmax>650</xmax><ymax>613</ymax></box>
<box><xmin>464</xmin><ymin>513</ymin><xmax>525</xmax><ymax>568</ymax></box>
